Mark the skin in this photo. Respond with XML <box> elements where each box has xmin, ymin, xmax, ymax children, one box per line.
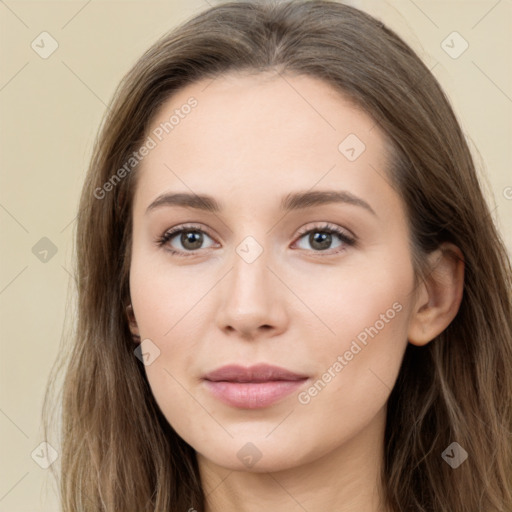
<box><xmin>128</xmin><ymin>71</ymin><xmax>464</xmax><ymax>512</ymax></box>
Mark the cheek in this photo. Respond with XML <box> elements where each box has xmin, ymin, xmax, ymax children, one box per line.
<box><xmin>303</xmin><ymin>286</ymin><xmax>410</xmax><ymax>405</ymax></box>
<box><xmin>128</xmin><ymin>243</ymin><xmax>207</xmax><ymax>340</ymax></box>
<box><xmin>129</xmin><ymin>275</ymin><xmax>206</xmax><ymax>440</ymax></box>
<box><xmin>128</xmin><ymin>255</ymin><xmax>213</xmax><ymax>429</ymax></box>
<box><xmin>293</xmin><ymin>252</ymin><xmax>413</xmax><ymax>351</ymax></box>
<box><xmin>292</xmin><ymin>253</ymin><xmax>414</xmax><ymax>414</ymax></box>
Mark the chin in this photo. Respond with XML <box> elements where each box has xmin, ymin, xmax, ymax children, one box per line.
<box><xmin>195</xmin><ymin>436</ymin><xmax>315</xmax><ymax>473</ymax></box>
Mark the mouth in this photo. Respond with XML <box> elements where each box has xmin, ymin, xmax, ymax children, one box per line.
<box><xmin>202</xmin><ymin>363</ymin><xmax>309</xmax><ymax>409</ymax></box>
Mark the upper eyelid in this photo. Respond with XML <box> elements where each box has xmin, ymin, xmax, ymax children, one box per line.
<box><xmin>295</xmin><ymin>222</ymin><xmax>354</xmax><ymax>238</ymax></box>
<box><xmin>163</xmin><ymin>222</ymin><xmax>347</xmax><ymax>235</ymax></box>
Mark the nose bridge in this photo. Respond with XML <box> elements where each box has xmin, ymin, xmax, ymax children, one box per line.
<box><xmin>215</xmin><ymin>228</ymin><xmax>287</xmax><ymax>335</ymax></box>
<box><xmin>229</xmin><ymin>233</ymin><xmax>272</xmax><ymax>304</ymax></box>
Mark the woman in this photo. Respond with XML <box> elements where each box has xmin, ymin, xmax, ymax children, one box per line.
<box><xmin>43</xmin><ymin>1</ymin><xmax>512</xmax><ymax>510</ymax></box>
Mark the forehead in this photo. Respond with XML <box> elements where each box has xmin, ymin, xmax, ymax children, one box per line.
<box><xmin>134</xmin><ymin>71</ymin><xmax>395</xmax><ymax>217</ymax></box>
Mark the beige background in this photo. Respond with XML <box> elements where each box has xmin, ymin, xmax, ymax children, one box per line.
<box><xmin>0</xmin><ymin>0</ymin><xmax>510</xmax><ymax>510</ymax></box>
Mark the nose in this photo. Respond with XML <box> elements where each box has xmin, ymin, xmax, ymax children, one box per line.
<box><xmin>215</xmin><ymin>245</ymin><xmax>289</xmax><ymax>340</ymax></box>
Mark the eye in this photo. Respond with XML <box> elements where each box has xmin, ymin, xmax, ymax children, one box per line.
<box><xmin>155</xmin><ymin>224</ymin><xmax>216</xmax><ymax>257</ymax></box>
<box><xmin>293</xmin><ymin>223</ymin><xmax>356</xmax><ymax>254</ymax></box>
<box><xmin>155</xmin><ymin>222</ymin><xmax>356</xmax><ymax>257</ymax></box>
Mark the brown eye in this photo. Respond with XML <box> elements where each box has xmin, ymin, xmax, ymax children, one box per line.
<box><xmin>294</xmin><ymin>223</ymin><xmax>356</xmax><ymax>254</ymax></box>
<box><xmin>156</xmin><ymin>225</ymin><xmax>216</xmax><ymax>256</ymax></box>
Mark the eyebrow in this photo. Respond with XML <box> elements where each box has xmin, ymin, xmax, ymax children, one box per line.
<box><xmin>145</xmin><ymin>190</ymin><xmax>376</xmax><ymax>216</ymax></box>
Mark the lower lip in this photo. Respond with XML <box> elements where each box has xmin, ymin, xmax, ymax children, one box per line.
<box><xmin>203</xmin><ymin>379</ymin><xmax>308</xmax><ymax>409</ymax></box>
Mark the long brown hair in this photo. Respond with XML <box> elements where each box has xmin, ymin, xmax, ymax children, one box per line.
<box><xmin>42</xmin><ymin>1</ymin><xmax>512</xmax><ymax>510</ymax></box>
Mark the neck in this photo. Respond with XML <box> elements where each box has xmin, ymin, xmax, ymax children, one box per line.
<box><xmin>198</xmin><ymin>406</ymin><xmax>390</xmax><ymax>512</ymax></box>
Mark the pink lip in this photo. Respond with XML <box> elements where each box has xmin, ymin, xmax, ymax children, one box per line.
<box><xmin>202</xmin><ymin>364</ymin><xmax>309</xmax><ymax>409</ymax></box>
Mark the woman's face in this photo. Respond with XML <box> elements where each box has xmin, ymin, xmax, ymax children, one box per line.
<box><xmin>129</xmin><ymin>71</ymin><xmax>419</xmax><ymax>472</ymax></box>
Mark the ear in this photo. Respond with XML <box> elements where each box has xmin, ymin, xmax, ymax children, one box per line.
<box><xmin>408</xmin><ymin>243</ymin><xmax>465</xmax><ymax>346</ymax></box>
<box><xmin>126</xmin><ymin>304</ymin><xmax>141</xmax><ymax>344</ymax></box>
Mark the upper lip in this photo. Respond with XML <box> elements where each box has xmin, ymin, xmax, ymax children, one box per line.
<box><xmin>203</xmin><ymin>364</ymin><xmax>309</xmax><ymax>383</ymax></box>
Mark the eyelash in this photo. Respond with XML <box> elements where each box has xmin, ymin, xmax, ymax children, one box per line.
<box><xmin>154</xmin><ymin>222</ymin><xmax>356</xmax><ymax>258</ymax></box>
